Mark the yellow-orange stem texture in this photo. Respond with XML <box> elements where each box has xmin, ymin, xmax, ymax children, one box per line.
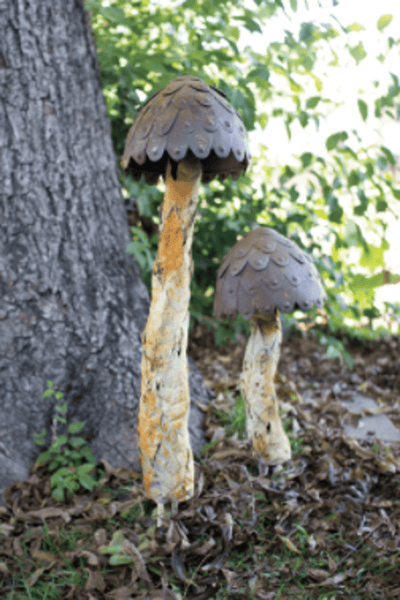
<box><xmin>138</xmin><ymin>156</ymin><xmax>201</xmax><ymax>507</ymax></box>
<box><xmin>241</xmin><ymin>310</ymin><xmax>292</xmax><ymax>465</ymax></box>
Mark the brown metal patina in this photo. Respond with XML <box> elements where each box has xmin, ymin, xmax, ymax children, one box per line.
<box><xmin>121</xmin><ymin>74</ymin><xmax>250</xmax><ymax>185</ymax></box>
<box><xmin>214</xmin><ymin>227</ymin><xmax>326</xmax><ymax>467</ymax></box>
<box><xmin>121</xmin><ymin>75</ymin><xmax>250</xmax><ymax>525</ymax></box>
<box><xmin>213</xmin><ymin>226</ymin><xmax>326</xmax><ymax>321</ymax></box>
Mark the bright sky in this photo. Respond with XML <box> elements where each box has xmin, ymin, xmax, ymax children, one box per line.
<box><xmin>239</xmin><ymin>0</ymin><xmax>400</xmax><ymax>160</ymax></box>
<box><xmin>236</xmin><ymin>0</ymin><xmax>400</xmax><ymax>318</ymax></box>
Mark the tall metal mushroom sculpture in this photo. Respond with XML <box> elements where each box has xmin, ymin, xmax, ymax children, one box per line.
<box><xmin>213</xmin><ymin>226</ymin><xmax>326</xmax><ymax>467</ymax></box>
<box><xmin>121</xmin><ymin>75</ymin><xmax>250</xmax><ymax>524</ymax></box>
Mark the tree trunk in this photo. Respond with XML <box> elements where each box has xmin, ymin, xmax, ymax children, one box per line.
<box><xmin>0</xmin><ymin>0</ymin><xmax>212</xmax><ymax>507</ymax></box>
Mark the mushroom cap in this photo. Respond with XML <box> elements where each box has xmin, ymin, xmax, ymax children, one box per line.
<box><xmin>213</xmin><ymin>227</ymin><xmax>327</xmax><ymax>320</ymax></box>
<box><xmin>121</xmin><ymin>74</ymin><xmax>251</xmax><ymax>185</ymax></box>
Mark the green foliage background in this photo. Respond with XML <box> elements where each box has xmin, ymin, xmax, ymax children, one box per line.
<box><xmin>84</xmin><ymin>0</ymin><xmax>400</xmax><ymax>356</ymax></box>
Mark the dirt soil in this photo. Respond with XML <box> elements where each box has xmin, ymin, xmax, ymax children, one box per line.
<box><xmin>1</xmin><ymin>320</ymin><xmax>399</xmax><ymax>599</ymax></box>
<box><xmin>187</xmin><ymin>318</ymin><xmax>400</xmax><ymax>443</ymax></box>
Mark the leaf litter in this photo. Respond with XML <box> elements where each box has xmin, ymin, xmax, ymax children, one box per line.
<box><xmin>1</xmin><ymin>321</ymin><xmax>399</xmax><ymax>599</ymax></box>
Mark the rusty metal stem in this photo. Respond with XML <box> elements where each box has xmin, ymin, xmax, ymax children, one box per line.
<box><xmin>241</xmin><ymin>309</ymin><xmax>292</xmax><ymax>466</ymax></box>
<box><xmin>138</xmin><ymin>156</ymin><xmax>202</xmax><ymax>518</ymax></box>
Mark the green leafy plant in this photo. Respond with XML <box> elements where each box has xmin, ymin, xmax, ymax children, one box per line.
<box><xmin>86</xmin><ymin>0</ymin><xmax>400</xmax><ymax>354</ymax></box>
<box><xmin>208</xmin><ymin>391</ymin><xmax>248</xmax><ymax>441</ymax></box>
<box><xmin>125</xmin><ymin>225</ymin><xmax>157</xmax><ymax>293</ymax></box>
<box><xmin>315</xmin><ymin>332</ymin><xmax>355</xmax><ymax>370</ymax></box>
<box><xmin>213</xmin><ymin>313</ymin><xmax>251</xmax><ymax>347</ymax></box>
<box><xmin>33</xmin><ymin>380</ymin><xmax>101</xmax><ymax>503</ymax></box>
<box><xmin>226</xmin><ymin>392</ymin><xmax>247</xmax><ymax>440</ymax></box>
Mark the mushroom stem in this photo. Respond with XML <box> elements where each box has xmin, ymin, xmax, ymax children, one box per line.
<box><xmin>157</xmin><ymin>499</ymin><xmax>179</xmax><ymax>528</ymax></box>
<box><xmin>240</xmin><ymin>309</ymin><xmax>291</xmax><ymax>466</ymax></box>
<box><xmin>138</xmin><ymin>155</ymin><xmax>201</xmax><ymax>518</ymax></box>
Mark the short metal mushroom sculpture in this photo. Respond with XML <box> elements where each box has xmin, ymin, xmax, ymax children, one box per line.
<box><xmin>121</xmin><ymin>75</ymin><xmax>251</xmax><ymax>525</ymax></box>
<box><xmin>213</xmin><ymin>226</ymin><xmax>326</xmax><ymax>467</ymax></box>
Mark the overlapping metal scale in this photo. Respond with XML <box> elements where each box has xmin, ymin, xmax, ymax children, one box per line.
<box><xmin>213</xmin><ymin>227</ymin><xmax>327</xmax><ymax>320</ymax></box>
<box><xmin>121</xmin><ymin>75</ymin><xmax>251</xmax><ymax>185</ymax></box>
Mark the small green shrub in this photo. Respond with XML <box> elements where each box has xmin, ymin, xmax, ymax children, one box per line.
<box><xmin>226</xmin><ymin>393</ymin><xmax>247</xmax><ymax>439</ymax></box>
<box><xmin>33</xmin><ymin>380</ymin><xmax>101</xmax><ymax>503</ymax></box>
<box><xmin>315</xmin><ymin>332</ymin><xmax>354</xmax><ymax>370</ymax></box>
<box><xmin>125</xmin><ymin>225</ymin><xmax>158</xmax><ymax>294</ymax></box>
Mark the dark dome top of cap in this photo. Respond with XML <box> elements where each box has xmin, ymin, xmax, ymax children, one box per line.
<box><xmin>121</xmin><ymin>75</ymin><xmax>251</xmax><ymax>185</ymax></box>
<box><xmin>213</xmin><ymin>226</ymin><xmax>327</xmax><ymax>321</ymax></box>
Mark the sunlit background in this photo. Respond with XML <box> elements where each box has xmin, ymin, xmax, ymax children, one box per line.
<box><xmin>236</xmin><ymin>0</ymin><xmax>400</xmax><ymax>321</ymax></box>
<box><xmin>137</xmin><ymin>0</ymin><xmax>400</xmax><ymax>330</ymax></box>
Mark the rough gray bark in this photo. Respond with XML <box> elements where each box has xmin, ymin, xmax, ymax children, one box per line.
<box><xmin>0</xmin><ymin>0</ymin><xmax>212</xmax><ymax>507</ymax></box>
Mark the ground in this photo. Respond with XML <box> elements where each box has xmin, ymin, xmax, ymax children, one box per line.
<box><xmin>1</xmin><ymin>318</ymin><xmax>399</xmax><ymax>599</ymax></box>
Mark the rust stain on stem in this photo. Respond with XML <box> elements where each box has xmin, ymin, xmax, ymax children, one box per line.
<box><xmin>158</xmin><ymin>209</ymin><xmax>183</xmax><ymax>276</ymax></box>
<box><xmin>138</xmin><ymin>156</ymin><xmax>201</xmax><ymax>506</ymax></box>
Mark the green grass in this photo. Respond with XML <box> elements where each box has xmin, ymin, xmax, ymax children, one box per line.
<box><xmin>4</xmin><ymin>496</ymin><xmax>394</xmax><ymax>600</ymax></box>
<box><xmin>2</xmin><ymin>494</ymin><xmax>397</xmax><ymax>599</ymax></box>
